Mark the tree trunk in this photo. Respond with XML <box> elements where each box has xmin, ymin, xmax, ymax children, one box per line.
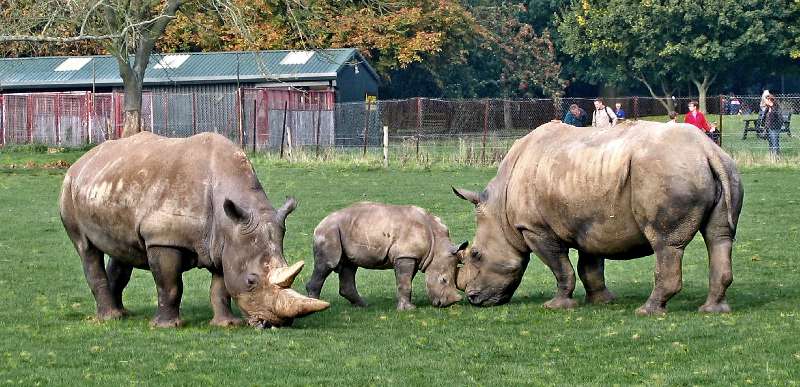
<box><xmin>635</xmin><ymin>74</ymin><xmax>676</xmax><ymax>114</ymax></box>
<box><xmin>692</xmin><ymin>74</ymin><xmax>715</xmax><ymax>113</ymax></box>
<box><xmin>122</xmin><ymin>111</ymin><xmax>143</xmax><ymax>138</ymax></box>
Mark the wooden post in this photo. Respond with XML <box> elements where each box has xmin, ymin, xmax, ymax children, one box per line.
<box><xmin>286</xmin><ymin>122</ymin><xmax>293</xmax><ymax>160</ymax></box>
<box><xmin>383</xmin><ymin>125</ymin><xmax>389</xmax><ymax>168</ymax></box>
<box><xmin>633</xmin><ymin>96</ymin><xmax>639</xmax><ymax>120</ymax></box>
<box><xmin>362</xmin><ymin>99</ymin><xmax>370</xmax><ymax>157</ymax></box>
<box><xmin>280</xmin><ymin>100</ymin><xmax>288</xmax><ymax>159</ymax></box>
<box><xmin>482</xmin><ymin>99</ymin><xmax>489</xmax><ymax>163</ymax></box>
<box><xmin>252</xmin><ymin>99</ymin><xmax>257</xmax><ymax>153</ymax></box>
<box><xmin>315</xmin><ymin>101</ymin><xmax>322</xmax><ymax>157</ymax></box>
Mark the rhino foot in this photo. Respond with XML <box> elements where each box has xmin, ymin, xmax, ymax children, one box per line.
<box><xmin>210</xmin><ymin>316</ymin><xmax>244</xmax><ymax>327</ymax></box>
<box><xmin>698</xmin><ymin>302</ymin><xmax>731</xmax><ymax>314</ymax></box>
<box><xmin>396</xmin><ymin>301</ymin><xmax>416</xmax><ymax>311</ymax></box>
<box><xmin>150</xmin><ymin>317</ymin><xmax>184</xmax><ymax>328</ymax></box>
<box><xmin>635</xmin><ymin>304</ymin><xmax>667</xmax><ymax>316</ymax></box>
<box><xmin>96</xmin><ymin>308</ymin><xmax>127</xmax><ymax>321</ymax></box>
<box><xmin>543</xmin><ymin>297</ymin><xmax>578</xmax><ymax>310</ymax></box>
<box><xmin>586</xmin><ymin>289</ymin><xmax>616</xmax><ymax>305</ymax></box>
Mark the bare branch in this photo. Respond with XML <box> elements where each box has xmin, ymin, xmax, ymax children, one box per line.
<box><xmin>0</xmin><ymin>13</ymin><xmax>176</xmax><ymax>43</ymax></box>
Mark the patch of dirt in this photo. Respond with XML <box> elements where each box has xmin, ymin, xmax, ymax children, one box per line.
<box><xmin>3</xmin><ymin>160</ymin><xmax>71</xmax><ymax>169</ymax></box>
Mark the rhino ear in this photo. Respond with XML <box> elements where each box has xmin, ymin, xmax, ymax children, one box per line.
<box><xmin>276</xmin><ymin>196</ymin><xmax>297</xmax><ymax>225</ymax></box>
<box><xmin>450</xmin><ymin>240</ymin><xmax>469</xmax><ymax>255</ymax></box>
<box><xmin>452</xmin><ymin>186</ymin><xmax>481</xmax><ymax>205</ymax></box>
<box><xmin>223</xmin><ymin>198</ymin><xmax>250</xmax><ymax>224</ymax></box>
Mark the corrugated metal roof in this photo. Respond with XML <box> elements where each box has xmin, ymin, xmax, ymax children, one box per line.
<box><xmin>0</xmin><ymin>49</ymin><xmax>379</xmax><ymax>90</ymax></box>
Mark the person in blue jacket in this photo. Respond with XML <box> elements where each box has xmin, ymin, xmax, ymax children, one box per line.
<box><xmin>562</xmin><ymin>104</ymin><xmax>588</xmax><ymax>127</ymax></box>
<box><xmin>615</xmin><ymin>102</ymin><xmax>626</xmax><ymax>120</ymax></box>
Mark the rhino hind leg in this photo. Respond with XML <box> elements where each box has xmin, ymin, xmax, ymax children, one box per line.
<box><xmin>72</xmin><ymin>238</ymin><xmax>126</xmax><ymax>321</ymax></box>
<box><xmin>339</xmin><ymin>262</ymin><xmax>368</xmax><ymax>307</ymax></box>
<box><xmin>698</xmin><ymin>214</ymin><xmax>734</xmax><ymax>313</ymax></box>
<box><xmin>636</xmin><ymin>245</ymin><xmax>684</xmax><ymax>316</ymax></box>
<box><xmin>106</xmin><ymin>257</ymin><xmax>133</xmax><ymax>315</ymax></box>
<box><xmin>209</xmin><ymin>272</ymin><xmax>243</xmax><ymax>327</ymax></box>
<box><xmin>577</xmin><ymin>253</ymin><xmax>615</xmax><ymax>305</ymax></box>
<box><xmin>147</xmin><ymin>246</ymin><xmax>185</xmax><ymax>328</ymax></box>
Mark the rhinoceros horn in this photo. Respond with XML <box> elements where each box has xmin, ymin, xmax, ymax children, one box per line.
<box><xmin>269</xmin><ymin>261</ymin><xmax>330</xmax><ymax>318</ymax></box>
<box><xmin>269</xmin><ymin>260</ymin><xmax>305</xmax><ymax>288</ymax></box>
<box><xmin>276</xmin><ymin>288</ymin><xmax>331</xmax><ymax>318</ymax></box>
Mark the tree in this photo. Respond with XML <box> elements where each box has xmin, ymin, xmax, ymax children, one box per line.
<box><xmin>0</xmin><ymin>0</ymin><xmax>196</xmax><ymax>137</ymax></box>
<box><xmin>558</xmin><ymin>0</ymin><xmax>790</xmax><ymax>113</ymax></box>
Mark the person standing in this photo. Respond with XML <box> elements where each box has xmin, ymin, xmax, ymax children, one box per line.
<box><xmin>592</xmin><ymin>98</ymin><xmax>617</xmax><ymax>128</ymax></box>
<box><xmin>563</xmin><ymin>104</ymin><xmax>588</xmax><ymax>127</ymax></box>
<box><xmin>763</xmin><ymin>94</ymin><xmax>783</xmax><ymax>156</ymax></box>
<box><xmin>614</xmin><ymin>102</ymin><xmax>626</xmax><ymax>120</ymax></box>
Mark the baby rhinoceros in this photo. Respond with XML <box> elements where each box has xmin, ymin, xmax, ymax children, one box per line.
<box><xmin>306</xmin><ymin>202</ymin><xmax>467</xmax><ymax>310</ymax></box>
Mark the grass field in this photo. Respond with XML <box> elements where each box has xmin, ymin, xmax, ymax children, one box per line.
<box><xmin>1</xmin><ymin>148</ymin><xmax>799</xmax><ymax>385</ymax></box>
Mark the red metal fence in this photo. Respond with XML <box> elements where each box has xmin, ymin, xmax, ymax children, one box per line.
<box><xmin>0</xmin><ymin>88</ymin><xmax>335</xmax><ymax>149</ymax></box>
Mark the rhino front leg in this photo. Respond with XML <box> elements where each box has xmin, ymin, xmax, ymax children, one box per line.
<box><xmin>106</xmin><ymin>257</ymin><xmax>133</xmax><ymax>315</ymax></box>
<box><xmin>636</xmin><ymin>245</ymin><xmax>683</xmax><ymax>316</ymax></box>
<box><xmin>209</xmin><ymin>271</ymin><xmax>242</xmax><ymax>327</ymax></box>
<box><xmin>394</xmin><ymin>258</ymin><xmax>417</xmax><ymax>311</ymax></box>
<box><xmin>577</xmin><ymin>252</ymin><xmax>615</xmax><ymax>305</ymax></box>
<box><xmin>147</xmin><ymin>247</ymin><xmax>185</xmax><ymax>328</ymax></box>
<box><xmin>338</xmin><ymin>262</ymin><xmax>368</xmax><ymax>307</ymax></box>
<box><xmin>524</xmin><ymin>231</ymin><xmax>577</xmax><ymax>310</ymax></box>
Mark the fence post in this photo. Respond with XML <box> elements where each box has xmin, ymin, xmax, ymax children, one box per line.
<box><xmin>54</xmin><ymin>94</ymin><xmax>61</xmax><ymax>145</ymax></box>
<box><xmin>315</xmin><ymin>101</ymin><xmax>322</xmax><ymax>157</ymax></box>
<box><xmin>163</xmin><ymin>92</ymin><xmax>169</xmax><ymax>136</ymax></box>
<box><xmin>482</xmin><ymin>99</ymin><xmax>489</xmax><ymax>164</ymax></box>
<box><xmin>252</xmin><ymin>99</ymin><xmax>257</xmax><ymax>153</ymax></box>
<box><xmin>26</xmin><ymin>94</ymin><xmax>33</xmax><ymax>143</ymax></box>
<box><xmin>280</xmin><ymin>100</ymin><xmax>288</xmax><ymax>159</ymax></box>
<box><xmin>633</xmin><ymin>96</ymin><xmax>639</xmax><ymax>120</ymax></box>
<box><xmin>718</xmin><ymin>94</ymin><xmax>724</xmax><ymax>147</ymax></box>
<box><xmin>237</xmin><ymin>88</ymin><xmax>244</xmax><ymax>147</ymax></box>
<box><xmin>383</xmin><ymin>125</ymin><xmax>389</xmax><ymax>168</ymax></box>
<box><xmin>192</xmin><ymin>91</ymin><xmax>197</xmax><ymax>135</ymax></box>
<box><xmin>362</xmin><ymin>99</ymin><xmax>370</xmax><ymax>157</ymax></box>
<box><xmin>416</xmin><ymin>97</ymin><xmax>422</xmax><ymax>161</ymax></box>
<box><xmin>286</xmin><ymin>123</ymin><xmax>293</xmax><ymax>160</ymax></box>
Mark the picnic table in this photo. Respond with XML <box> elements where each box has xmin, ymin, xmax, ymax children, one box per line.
<box><xmin>742</xmin><ymin>114</ymin><xmax>793</xmax><ymax>140</ymax></box>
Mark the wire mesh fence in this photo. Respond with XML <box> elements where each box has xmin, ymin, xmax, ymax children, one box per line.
<box><xmin>1</xmin><ymin>91</ymin><xmax>797</xmax><ymax>165</ymax></box>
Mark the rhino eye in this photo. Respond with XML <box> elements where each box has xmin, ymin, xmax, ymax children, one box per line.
<box><xmin>471</xmin><ymin>250</ymin><xmax>482</xmax><ymax>261</ymax></box>
<box><xmin>439</xmin><ymin>276</ymin><xmax>448</xmax><ymax>285</ymax></box>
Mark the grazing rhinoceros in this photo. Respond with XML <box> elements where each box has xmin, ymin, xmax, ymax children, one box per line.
<box><xmin>305</xmin><ymin>202</ymin><xmax>467</xmax><ymax>310</ymax></box>
<box><xmin>453</xmin><ymin>121</ymin><xmax>744</xmax><ymax>315</ymax></box>
<box><xmin>59</xmin><ymin>132</ymin><xmax>329</xmax><ymax>328</ymax></box>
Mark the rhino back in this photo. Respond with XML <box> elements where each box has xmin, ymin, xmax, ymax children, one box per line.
<box><xmin>500</xmin><ymin>121</ymin><xmax>721</xmax><ymax>257</ymax></box>
<box><xmin>322</xmin><ymin>203</ymin><xmax>434</xmax><ymax>269</ymax></box>
<box><xmin>60</xmin><ymin>132</ymin><xmax>257</xmax><ymax>266</ymax></box>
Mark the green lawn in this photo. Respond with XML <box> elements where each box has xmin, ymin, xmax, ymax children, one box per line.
<box><xmin>0</xmin><ymin>150</ymin><xmax>798</xmax><ymax>385</ymax></box>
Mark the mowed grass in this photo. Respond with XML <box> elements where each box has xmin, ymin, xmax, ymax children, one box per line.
<box><xmin>0</xmin><ymin>150</ymin><xmax>799</xmax><ymax>386</ymax></box>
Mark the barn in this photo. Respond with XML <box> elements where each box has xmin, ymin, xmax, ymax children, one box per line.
<box><xmin>0</xmin><ymin>49</ymin><xmax>380</xmax><ymax>148</ymax></box>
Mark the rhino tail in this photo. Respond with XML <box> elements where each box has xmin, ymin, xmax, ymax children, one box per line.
<box><xmin>706</xmin><ymin>147</ymin><xmax>736</xmax><ymax>238</ymax></box>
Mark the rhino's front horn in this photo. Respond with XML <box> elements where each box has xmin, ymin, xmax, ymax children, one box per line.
<box><xmin>276</xmin><ymin>288</ymin><xmax>330</xmax><ymax>318</ymax></box>
<box><xmin>269</xmin><ymin>261</ymin><xmax>304</xmax><ymax>288</ymax></box>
